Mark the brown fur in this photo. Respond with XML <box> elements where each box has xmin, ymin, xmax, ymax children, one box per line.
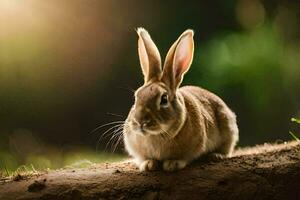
<box><xmin>124</xmin><ymin>28</ymin><xmax>239</xmax><ymax>171</ymax></box>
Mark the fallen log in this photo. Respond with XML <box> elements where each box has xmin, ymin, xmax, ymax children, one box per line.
<box><xmin>1</xmin><ymin>141</ymin><xmax>300</xmax><ymax>200</ymax></box>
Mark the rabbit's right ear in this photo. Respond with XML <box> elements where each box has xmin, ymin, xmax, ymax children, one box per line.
<box><xmin>137</xmin><ymin>28</ymin><xmax>162</xmax><ymax>83</ymax></box>
<box><xmin>162</xmin><ymin>30</ymin><xmax>194</xmax><ymax>91</ymax></box>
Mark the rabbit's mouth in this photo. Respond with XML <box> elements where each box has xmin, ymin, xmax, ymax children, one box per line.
<box><xmin>135</xmin><ymin>127</ymin><xmax>161</xmax><ymax>136</ymax></box>
<box><xmin>130</xmin><ymin>121</ymin><xmax>161</xmax><ymax>136</ymax></box>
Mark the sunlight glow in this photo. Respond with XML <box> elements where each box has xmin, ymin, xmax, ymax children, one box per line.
<box><xmin>0</xmin><ymin>0</ymin><xmax>22</xmax><ymax>14</ymax></box>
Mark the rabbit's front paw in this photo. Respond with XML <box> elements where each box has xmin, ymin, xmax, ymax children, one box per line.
<box><xmin>163</xmin><ymin>160</ymin><xmax>187</xmax><ymax>172</ymax></box>
<box><xmin>139</xmin><ymin>160</ymin><xmax>159</xmax><ymax>171</ymax></box>
<box><xmin>206</xmin><ymin>153</ymin><xmax>226</xmax><ymax>162</ymax></box>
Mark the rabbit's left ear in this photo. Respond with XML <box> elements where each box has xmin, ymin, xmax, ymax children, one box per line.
<box><xmin>137</xmin><ymin>28</ymin><xmax>162</xmax><ymax>83</ymax></box>
<box><xmin>162</xmin><ymin>30</ymin><xmax>194</xmax><ymax>90</ymax></box>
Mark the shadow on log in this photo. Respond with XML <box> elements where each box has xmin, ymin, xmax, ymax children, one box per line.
<box><xmin>1</xmin><ymin>141</ymin><xmax>300</xmax><ymax>200</ymax></box>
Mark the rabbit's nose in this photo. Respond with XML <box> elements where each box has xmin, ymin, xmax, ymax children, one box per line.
<box><xmin>133</xmin><ymin>110</ymin><xmax>151</xmax><ymax>127</ymax></box>
<box><xmin>141</xmin><ymin>119</ymin><xmax>151</xmax><ymax>128</ymax></box>
<box><xmin>133</xmin><ymin>118</ymin><xmax>150</xmax><ymax>129</ymax></box>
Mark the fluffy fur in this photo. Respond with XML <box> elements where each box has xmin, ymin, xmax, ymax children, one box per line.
<box><xmin>124</xmin><ymin>28</ymin><xmax>239</xmax><ymax>171</ymax></box>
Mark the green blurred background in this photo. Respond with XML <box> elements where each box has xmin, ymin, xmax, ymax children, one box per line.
<box><xmin>0</xmin><ymin>0</ymin><xmax>299</xmax><ymax>173</ymax></box>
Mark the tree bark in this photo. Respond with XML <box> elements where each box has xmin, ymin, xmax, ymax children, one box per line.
<box><xmin>1</xmin><ymin>141</ymin><xmax>300</xmax><ymax>200</ymax></box>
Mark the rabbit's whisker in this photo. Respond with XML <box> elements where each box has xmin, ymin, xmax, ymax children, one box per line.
<box><xmin>106</xmin><ymin>112</ymin><xmax>124</xmax><ymax>118</ymax></box>
<box><xmin>96</xmin><ymin>123</ymin><xmax>124</xmax><ymax>151</ymax></box>
<box><xmin>112</xmin><ymin>132</ymin><xmax>124</xmax><ymax>153</ymax></box>
<box><xmin>106</xmin><ymin>131</ymin><xmax>122</xmax><ymax>152</ymax></box>
<box><xmin>102</xmin><ymin>124</ymin><xmax>124</xmax><ymax>140</ymax></box>
<box><xmin>90</xmin><ymin>121</ymin><xmax>125</xmax><ymax>135</ymax></box>
<box><xmin>105</xmin><ymin>125</ymin><xmax>124</xmax><ymax>151</ymax></box>
<box><xmin>112</xmin><ymin>123</ymin><xmax>130</xmax><ymax>152</ymax></box>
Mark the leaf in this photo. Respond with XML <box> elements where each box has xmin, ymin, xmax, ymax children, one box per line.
<box><xmin>289</xmin><ymin>131</ymin><xmax>299</xmax><ymax>141</ymax></box>
<box><xmin>291</xmin><ymin>118</ymin><xmax>300</xmax><ymax>124</ymax></box>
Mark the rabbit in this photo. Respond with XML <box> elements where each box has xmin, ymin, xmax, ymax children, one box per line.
<box><xmin>123</xmin><ymin>27</ymin><xmax>239</xmax><ymax>172</ymax></box>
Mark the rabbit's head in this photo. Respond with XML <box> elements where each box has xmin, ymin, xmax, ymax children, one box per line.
<box><xmin>125</xmin><ymin>28</ymin><xmax>194</xmax><ymax>137</ymax></box>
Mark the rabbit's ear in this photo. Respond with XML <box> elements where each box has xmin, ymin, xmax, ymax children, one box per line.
<box><xmin>162</xmin><ymin>30</ymin><xmax>194</xmax><ymax>90</ymax></box>
<box><xmin>137</xmin><ymin>28</ymin><xmax>162</xmax><ymax>83</ymax></box>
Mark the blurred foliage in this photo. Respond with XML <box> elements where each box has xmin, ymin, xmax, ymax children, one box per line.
<box><xmin>185</xmin><ymin>23</ymin><xmax>300</xmax><ymax>145</ymax></box>
<box><xmin>187</xmin><ymin>24</ymin><xmax>283</xmax><ymax>110</ymax></box>
<box><xmin>291</xmin><ymin>118</ymin><xmax>300</xmax><ymax>124</ymax></box>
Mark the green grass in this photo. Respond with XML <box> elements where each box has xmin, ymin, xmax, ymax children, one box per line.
<box><xmin>289</xmin><ymin>118</ymin><xmax>300</xmax><ymax>141</ymax></box>
<box><xmin>0</xmin><ymin>150</ymin><xmax>125</xmax><ymax>179</ymax></box>
<box><xmin>3</xmin><ymin>165</ymin><xmax>38</xmax><ymax>178</ymax></box>
<box><xmin>289</xmin><ymin>131</ymin><xmax>299</xmax><ymax>141</ymax></box>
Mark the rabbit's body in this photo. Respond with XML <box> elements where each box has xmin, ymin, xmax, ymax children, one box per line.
<box><xmin>124</xmin><ymin>86</ymin><xmax>238</xmax><ymax>169</ymax></box>
<box><xmin>124</xmin><ymin>28</ymin><xmax>238</xmax><ymax>171</ymax></box>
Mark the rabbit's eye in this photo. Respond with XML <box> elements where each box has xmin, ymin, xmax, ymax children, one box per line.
<box><xmin>160</xmin><ymin>94</ymin><xmax>168</xmax><ymax>107</ymax></box>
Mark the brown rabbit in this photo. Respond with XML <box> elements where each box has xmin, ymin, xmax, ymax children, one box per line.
<box><xmin>123</xmin><ymin>28</ymin><xmax>239</xmax><ymax>171</ymax></box>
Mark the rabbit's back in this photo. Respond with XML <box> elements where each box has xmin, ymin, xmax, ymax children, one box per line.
<box><xmin>179</xmin><ymin>86</ymin><xmax>228</xmax><ymax>112</ymax></box>
<box><xmin>178</xmin><ymin>85</ymin><xmax>238</xmax><ymax>155</ymax></box>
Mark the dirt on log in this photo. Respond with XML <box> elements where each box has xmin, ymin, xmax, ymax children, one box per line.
<box><xmin>1</xmin><ymin>141</ymin><xmax>300</xmax><ymax>200</ymax></box>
